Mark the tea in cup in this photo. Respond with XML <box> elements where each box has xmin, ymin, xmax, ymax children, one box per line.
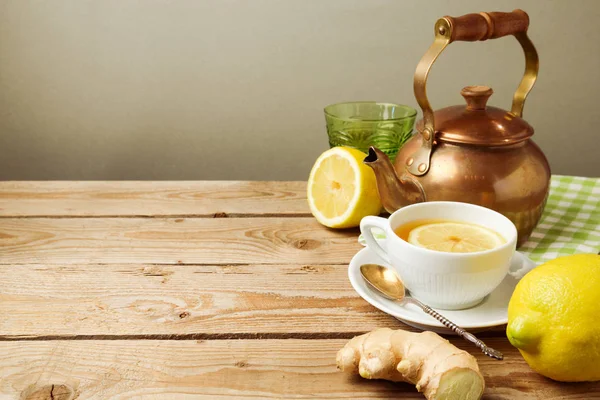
<box><xmin>360</xmin><ymin>201</ymin><xmax>518</xmax><ymax>310</ymax></box>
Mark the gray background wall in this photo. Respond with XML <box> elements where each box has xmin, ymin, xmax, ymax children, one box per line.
<box><xmin>1</xmin><ymin>0</ymin><xmax>598</xmax><ymax>180</ymax></box>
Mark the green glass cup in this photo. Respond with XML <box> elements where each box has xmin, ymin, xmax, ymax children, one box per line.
<box><xmin>324</xmin><ymin>102</ymin><xmax>417</xmax><ymax>162</ymax></box>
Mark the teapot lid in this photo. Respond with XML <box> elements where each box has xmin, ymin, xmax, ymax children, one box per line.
<box><xmin>416</xmin><ymin>86</ymin><xmax>534</xmax><ymax>146</ymax></box>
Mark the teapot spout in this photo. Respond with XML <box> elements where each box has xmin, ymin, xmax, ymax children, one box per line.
<box><xmin>363</xmin><ymin>147</ymin><xmax>425</xmax><ymax>213</ymax></box>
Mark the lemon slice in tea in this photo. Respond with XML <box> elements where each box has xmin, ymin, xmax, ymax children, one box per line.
<box><xmin>408</xmin><ymin>222</ymin><xmax>505</xmax><ymax>253</ymax></box>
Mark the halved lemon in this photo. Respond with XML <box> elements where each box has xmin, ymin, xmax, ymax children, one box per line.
<box><xmin>408</xmin><ymin>222</ymin><xmax>505</xmax><ymax>253</ymax></box>
<box><xmin>307</xmin><ymin>147</ymin><xmax>381</xmax><ymax>228</ymax></box>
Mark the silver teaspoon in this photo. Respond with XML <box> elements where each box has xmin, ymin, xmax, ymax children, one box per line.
<box><xmin>360</xmin><ymin>263</ymin><xmax>503</xmax><ymax>360</ymax></box>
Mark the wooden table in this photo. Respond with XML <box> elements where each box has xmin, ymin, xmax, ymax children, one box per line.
<box><xmin>0</xmin><ymin>181</ymin><xmax>597</xmax><ymax>399</ymax></box>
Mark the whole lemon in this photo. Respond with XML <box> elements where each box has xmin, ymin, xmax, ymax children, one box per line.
<box><xmin>507</xmin><ymin>254</ymin><xmax>600</xmax><ymax>382</ymax></box>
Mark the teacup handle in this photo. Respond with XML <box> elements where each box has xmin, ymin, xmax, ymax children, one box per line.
<box><xmin>360</xmin><ymin>216</ymin><xmax>391</xmax><ymax>264</ymax></box>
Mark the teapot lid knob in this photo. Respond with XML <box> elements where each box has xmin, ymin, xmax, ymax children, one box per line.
<box><xmin>461</xmin><ymin>85</ymin><xmax>493</xmax><ymax>110</ymax></box>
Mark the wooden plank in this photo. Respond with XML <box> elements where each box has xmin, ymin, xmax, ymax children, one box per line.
<box><xmin>0</xmin><ymin>218</ymin><xmax>360</xmax><ymax>265</ymax></box>
<box><xmin>1</xmin><ymin>339</ymin><xmax>595</xmax><ymax>399</ymax></box>
<box><xmin>0</xmin><ymin>264</ymin><xmax>405</xmax><ymax>338</ymax></box>
<box><xmin>0</xmin><ymin>181</ymin><xmax>310</xmax><ymax>217</ymax></box>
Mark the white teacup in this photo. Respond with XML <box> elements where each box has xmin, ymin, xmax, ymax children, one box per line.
<box><xmin>360</xmin><ymin>201</ymin><xmax>517</xmax><ymax>310</ymax></box>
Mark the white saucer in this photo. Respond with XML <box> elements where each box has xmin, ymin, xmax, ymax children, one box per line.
<box><xmin>348</xmin><ymin>247</ymin><xmax>537</xmax><ymax>334</ymax></box>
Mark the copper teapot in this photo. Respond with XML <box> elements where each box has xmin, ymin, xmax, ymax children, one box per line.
<box><xmin>365</xmin><ymin>10</ymin><xmax>550</xmax><ymax>246</ymax></box>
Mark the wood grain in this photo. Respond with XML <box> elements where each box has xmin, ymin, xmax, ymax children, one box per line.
<box><xmin>1</xmin><ymin>339</ymin><xmax>596</xmax><ymax>400</ymax></box>
<box><xmin>0</xmin><ymin>218</ymin><xmax>360</xmax><ymax>265</ymax></box>
<box><xmin>0</xmin><ymin>181</ymin><xmax>309</xmax><ymax>217</ymax></box>
<box><xmin>0</xmin><ymin>264</ymin><xmax>405</xmax><ymax>338</ymax></box>
<box><xmin>0</xmin><ymin>181</ymin><xmax>589</xmax><ymax>398</ymax></box>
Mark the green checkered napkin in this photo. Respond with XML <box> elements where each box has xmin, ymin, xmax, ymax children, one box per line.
<box><xmin>519</xmin><ymin>175</ymin><xmax>599</xmax><ymax>264</ymax></box>
<box><xmin>359</xmin><ymin>175</ymin><xmax>600</xmax><ymax>264</ymax></box>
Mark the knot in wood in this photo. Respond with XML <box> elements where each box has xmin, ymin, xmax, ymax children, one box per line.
<box><xmin>23</xmin><ymin>384</ymin><xmax>75</xmax><ymax>400</ymax></box>
<box><xmin>291</xmin><ymin>239</ymin><xmax>320</xmax><ymax>250</ymax></box>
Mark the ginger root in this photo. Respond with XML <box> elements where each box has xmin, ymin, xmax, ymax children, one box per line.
<box><xmin>336</xmin><ymin>328</ymin><xmax>484</xmax><ymax>400</ymax></box>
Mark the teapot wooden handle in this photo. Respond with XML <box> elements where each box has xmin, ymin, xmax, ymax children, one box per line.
<box><xmin>445</xmin><ymin>10</ymin><xmax>529</xmax><ymax>42</ymax></box>
<box><xmin>408</xmin><ymin>9</ymin><xmax>538</xmax><ymax>177</ymax></box>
